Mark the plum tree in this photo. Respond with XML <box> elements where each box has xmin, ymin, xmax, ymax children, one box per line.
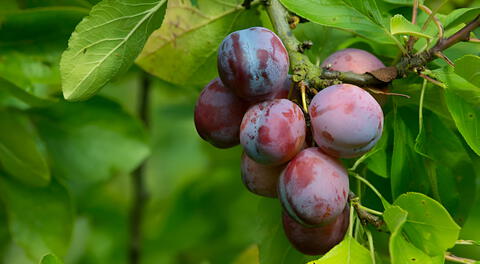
<box><xmin>309</xmin><ymin>84</ymin><xmax>383</xmax><ymax>158</ymax></box>
<box><xmin>241</xmin><ymin>152</ymin><xmax>285</xmax><ymax>198</ymax></box>
<box><xmin>240</xmin><ymin>99</ymin><xmax>306</xmax><ymax>165</ymax></box>
<box><xmin>278</xmin><ymin>148</ymin><xmax>349</xmax><ymax>226</ymax></box>
<box><xmin>321</xmin><ymin>48</ymin><xmax>385</xmax><ymax>74</ymax></box>
<box><xmin>282</xmin><ymin>205</ymin><xmax>350</xmax><ymax>255</ymax></box>
<box><xmin>217</xmin><ymin>27</ymin><xmax>289</xmax><ymax>102</ymax></box>
<box><xmin>194</xmin><ymin>77</ymin><xmax>248</xmax><ymax>148</ymax></box>
<box><xmin>321</xmin><ymin>48</ymin><xmax>388</xmax><ymax>105</ymax></box>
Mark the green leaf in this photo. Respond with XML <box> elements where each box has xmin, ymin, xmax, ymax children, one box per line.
<box><xmin>433</xmin><ymin>65</ymin><xmax>480</xmax><ymax>107</ymax></box>
<box><xmin>382</xmin><ymin>0</ymin><xmax>423</xmax><ymax>4</ymax></box>
<box><xmin>308</xmin><ymin>236</ymin><xmax>372</xmax><ymax>264</ymax></box>
<box><xmin>454</xmin><ymin>55</ymin><xmax>480</xmax><ymax>87</ymax></box>
<box><xmin>60</xmin><ymin>0</ymin><xmax>167</xmax><ymax>101</ymax></box>
<box><xmin>30</xmin><ymin>97</ymin><xmax>149</xmax><ymax>189</ymax></box>
<box><xmin>391</xmin><ymin>108</ymin><xmax>430</xmax><ymax>198</ymax></box>
<box><xmin>394</xmin><ymin>193</ymin><xmax>461</xmax><ymax>256</ymax></box>
<box><xmin>0</xmin><ymin>176</ymin><xmax>73</xmax><ymax>260</ymax></box>
<box><xmin>444</xmin><ymin>89</ymin><xmax>480</xmax><ymax>156</ymax></box>
<box><xmin>443</xmin><ymin>7</ymin><xmax>480</xmax><ymax>30</ymax></box>
<box><xmin>0</xmin><ymin>7</ymin><xmax>87</xmax><ymax>101</ymax></box>
<box><xmin>279</xmin><ymin>0</ymin><xmax>397</xmax><ymax>45</ymax></box>
<box><xmin>0</xmin><ymin>109</ymin><xmax>50</xmax><ymax>186</ymax></box>
<box><xmin>136</xmin><ymin>0</ymin><xmax>261</xmax><ymax>86</ymax></box>
<box><xmin>384</xmin><ymin>206</ymin><xmax>441</xmax><ymax>264</ymax></box>
<box><xmin>40</xmin><ymin>254</ymin><xmax>63</xmax><ymax>264</ymax></box>
<box><xmin>390</xmin><ymin>14</ymin><xmax>433</xmax><ymax>39</ymax></box>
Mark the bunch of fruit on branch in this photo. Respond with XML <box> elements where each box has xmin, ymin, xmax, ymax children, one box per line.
<box><xmin>194</xmin><ymin>27</ymin><xmax>385</xmax><ymax>255</ymax></box>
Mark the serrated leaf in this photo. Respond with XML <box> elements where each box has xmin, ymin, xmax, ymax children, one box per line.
<box><xmin>30</xmin><ymin>96</ymin><xmax>150</xmax><ymax>188</ymax></box>
<box><xmin>384</xmin><ymin>206</ymin><xmax>441</xmax><ymax>264</ymax></box>
<box><xmin>136</xmin><ymin>0</ymin><xmax>261</xmax><ymax>85</ymax></box>
<box><xmin>0</xmin><ymin>109</ymin><xmax>50</xmax><ymax>186</ymax></box>
<box><xmin>0</xmin><ymin>176</ymin><xmax>73</xmax><ymax>261</ymax></box>
<box><xmin>390</xmin><ymin>14</ymin><xmax>433</xmax><ymax>39</ymax></box>
<box><xmin>279</xmin><ymin>0</ymin><xmax>397</xmax><ymax>45</ymax></box>
<box><xmin>60</xmin><ymin>0</ymin><xmax>166</xmax><ymax>101</ymax></box>
<box><xmin>394</xmin><ymin>193</ymin><xmax>461</xmax><ymax>256</ymax></box>
<box><xmin>308</xmin><ymin>236</ymin><xmax>372</xmax><ymax>264</ymax></box>
<box><xmin>41</xmin><ymin>254</ymin><xmax>63</xmax><ymax>264</ymax></box>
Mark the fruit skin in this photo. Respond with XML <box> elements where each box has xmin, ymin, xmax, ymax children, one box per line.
<box><xmin>282</xmin><ymin>205</ymin><xmax>350</xmax><ymax>255</ymax></box>
<box><xmin>321</xmin><ymin>48</ymin><xmax>385</xmax><ymax>74</ymax></box>
<box><xmin>240</xmin><ymin>152</ymin><xmax>285</xmax><ymax>198</ymax></box>
<box><xmin>321</xmin><ymin>48</ymin><xmax>387</xmax><ymax>105</ymax></box>
<box><xmin>194</xmin><ymin>77</ymin><xmax>248</xmax><ymax>148</ymax></box>
<box><xmin>309</xmin><ymin>84</ymin><xmax>383</xmax><ymax>158</ymax></box>
<box><xmin>240</xmin><ymin>99</ymin><xmax>306</xmax><ymax>165</ymax></box>
<box><xmin>278</xmin><ymin>148</ymin><xmax>349</xmax><ymax>226</ymax></box>
<box><xmin>217</xmin><ymin>27</ymin><xmax>289</xmax><ymax>102</ymax></box>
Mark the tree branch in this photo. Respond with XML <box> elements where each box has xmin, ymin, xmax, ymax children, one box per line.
<box><xmin>265</xmin><ymin>0</ymin><xmax>480</xmax><ymax>90</ymax></box>
<box><xmin>129</xmin><ymin>74</ymin><xmax>151</xmax><ymax>264</ymax></box>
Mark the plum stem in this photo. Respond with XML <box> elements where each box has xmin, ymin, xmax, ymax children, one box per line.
<box><xmin>265</xmin><ymin>0</ymin><xmax>480</xmax><ymax>91</ymax></box>
<box><xmin>348</xmin><ymin>192</ymin><xmax>385</xmax><ymax>230</ymax></box>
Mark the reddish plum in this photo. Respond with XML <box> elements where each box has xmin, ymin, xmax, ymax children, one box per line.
<box><xmin>278</xmin><ymin>148</ymin><xmax>349</xmax><ymax>226</ymax></box>
<box><xmin>194</xmin><ymin>78</ymin><xmax>248</xmax><ymax>148</ymax></box>
<box><xmin>241</xmin><ymin>152</ymin><xmax>285</xmax><ymax>198</ymax></box>
<box><xmin>309</xmin><ymin>84</ymin><xmax>383</xmax><ymax>158</ymax></box>
<box><xmin>240</xmin><ymin>99</ymin><xmax>305</xmax><ymax>165</ymax></box>
<box><xmin>217</xmin><ymin>27</ymin><xmax>289</xmax><ymax>101</ymax></box>
<box><xmin>321</xmin><ymin>48</ymin><xmax>385</xmax><ymax>74</ymax></box>
<box><xmin>283</xmin><ymin>205</ymin><xmax>350</xmax><ymax>255</ymax></box>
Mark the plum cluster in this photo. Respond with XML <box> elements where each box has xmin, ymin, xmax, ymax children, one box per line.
<box><xmin>194</xmin><ymin>27</ymin><xmax>384</xmax><ymax>255</ymax></box>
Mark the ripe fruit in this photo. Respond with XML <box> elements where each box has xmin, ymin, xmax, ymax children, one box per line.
<box><xmin>194</xmin><ymin>78</ymin><xmax>248</xmax><ymax>148</ymax></box>
<box><xmin>240</xmin><ymin>99</ymin><xmax>306</xmax><ymax>165</ymax></box>
<box><xmin>321</xmin><ymin>48</ymin><xmax>385</xmax><ymax>74</ymax></box>
<box><xmin>217</xmin><ymin>27</ymin><xmax>289</xmax><ymax>102</ymax></box>
<box><xmin>282</xmin><ymin>206</ymin><xmax>350</xmax><ymax>255</ymax></box>
<box><xmin>309</xmin><ymin>84</ymin><xmax>383</xmax><ymax>158</ymax></box>
<box><xmin>241</xmin><ymin>152</ymin><xmax>285</xmax><ymax>198</ymax></box>
<box><xmin>278</xmin><ymin>148</ymin><xmax>349</xmax><ymax>226</ymax></box>
<box><xmin>321</xmin><ymin>48</ymin><xmax>387</xmax><ymax>105</ymax></box>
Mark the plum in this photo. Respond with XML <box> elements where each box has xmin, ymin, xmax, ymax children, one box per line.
<box><xmin>278</xmin><ymin>148</ymin><xmax>349</xmax><ymax>226</ymax></box>
<box><xmin>321</xmin><ymin>48</ymin><xmax>385</xmax><ymax>74</ymax></box>
<box><xmin>309</xmin><ymin>84</ymin><xmax>383</xmax><ymax>158</ymax></box>
<box><xmin>321</xmin><ymin>48</ymin><xmax>387</xmax><ymax>105</ymax></box>
<box><xmin>217</xmin><ymin>27</ymin><xmax>289</xmax><ymax>102</ymax></box>
<box><xmin>283</xmin><ymin>205</ymin><xmax>350</xmax><ymax>255</ymax></box>
<box><xmin>241</xmin><ymin>152</ymin><xmax>285</xmax><ymax>198</ymax></box>
<box><xmin>194</xmin><ymin>77</ymin><xmax>248</xmax><ymax>148</ymax></box>
<box><xmin>240</xmin><ymin>99</ymin><xmax>305</xmax><ymax>165</ymax></box>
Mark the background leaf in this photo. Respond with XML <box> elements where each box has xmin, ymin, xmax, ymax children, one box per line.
<box><xmin>0</xmin><ymin>176</ymin><xmax>73</xmax><ymax>261</ymax></box>
<box><xmin>30</xmin><ymin>96</ymin><xmax>149</xmax><ymax>190</ymax></box>
<box><xmin>41</xmin><ymin>254</ymin><xmax>64</xmax><ymax>264</ymax></box>
<box><xmin>136</xmin><ymin>0</ymin><xmax>262</xmax><ymax>86</ymax></box>
<box><xmin>0</xmin><ymin>109</ymin><xmax>50</xmax><ymax>186</ymax></box>
<box><xmin>60</xmin><ymin>0</ymin><xmax>167</xmax><ymax>100</ymax></box>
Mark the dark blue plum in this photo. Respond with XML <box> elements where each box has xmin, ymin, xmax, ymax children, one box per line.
<box><xmin>217</xmin><ymin>27</ymin><xmax>289</xmax><ymax>102</ymax></box>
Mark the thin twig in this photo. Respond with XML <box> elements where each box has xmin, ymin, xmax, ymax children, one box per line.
<box><xmin>129</xmin><ymin>74</ymin><xmax>151</xmax><ymax>264</ymax></box>
<box><xmin>348</xmin><ymin>193</ymin><xmax>385</xmax><ymax>230</ymax></box>
<box><xmin>419</xmin><ymin>4</ymin><xmax>444</xmax><ymax>39</ymax></box>
<box><xmin>445</xmin><ymin>252</ymin><xmax>477</xmax><ymax>264</ymax></box>
<box><xmin>406</xmin><ymin>0</ymin><xmax>419</xmax><ymax>52</ymax></box>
